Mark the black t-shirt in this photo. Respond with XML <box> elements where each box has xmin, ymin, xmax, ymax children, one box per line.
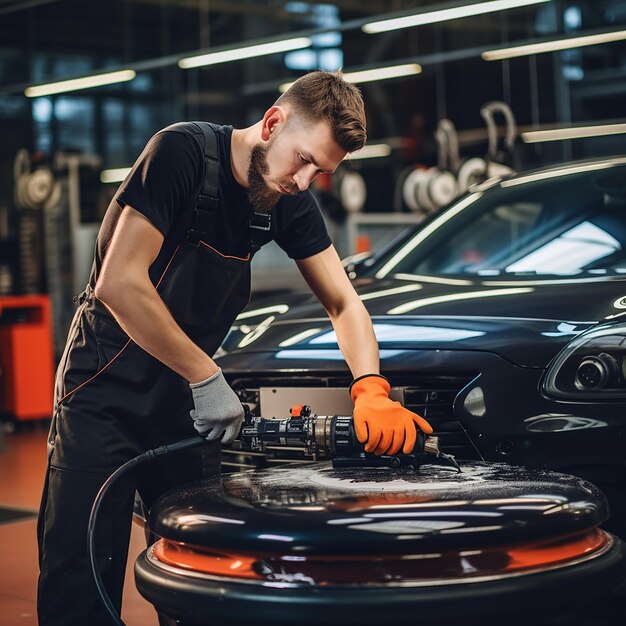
<box><xmin>89</xmin><ymin>122</ymin><xmax>331</xmax><ymax>287</ymax></box>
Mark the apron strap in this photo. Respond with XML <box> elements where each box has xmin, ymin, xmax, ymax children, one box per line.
<box><xmin>187</xmin><ymin>122</ymin><xmax>220</xmax><ymax>244</ymax></box>
<box><xmin>73</xmin><ymin>283</ymin><xmax>94</xmax><ymax>305</ymax></box>
<box><xmin>249</xmin><ymin>211</ymin><xmax>271</xmax><ymax>253</ymax></box>
<box><xmin>187</xmin><ymin>121</ymin><xmax>272</xmax><ymax>253</ymax></box>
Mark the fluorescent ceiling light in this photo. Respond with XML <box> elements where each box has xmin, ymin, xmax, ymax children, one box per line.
<box><xmin>25</xmin><ymin>69</ymin><xmax>136</xmax><ymax>97</ymax></box>
<box><xmin>343</xmin><ymin>63</ymin><xmax>421</xmax><ymax>83</ymax></box>
<box><xmin>522</xmin><ymin>123</ymin><xmax>626</xmax><ymax>143</ymax></box>
<box><xmin>501</xmin><ymin>159</ymin><xmax>626</xmax><ymax>188</ymax></box>
<box><xmin>483</xmin><ymin>29</ymin><xmax>626</xmax><ymax>60</ymax></box>
<box><xmin>348</xmin><ymin>143</ymin><xmax>392</xmax><ymax>160</ymax></box>
<box><xmin>179</xmin><ymin>37</ymin><xmax>312</xmax><ymax>69</ymax></box>
<box><xmin>280</xmin><ymin>63</ymin><xmax>421</xmax><ymax>92</ymax></box>
<box><xmin>100</xmin><ymin>167</ymin><xmax>132</xmax><ymax>184</ymax></box>
<box><xmin>363</xmin><ymin>0</ymin><xmax>550</xmax><ymax>34</ymax></box>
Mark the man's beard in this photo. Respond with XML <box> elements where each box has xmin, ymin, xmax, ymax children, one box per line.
<box><xmin>247</xmin><ymin>143</ymin><xmax>281</xmax><ymax>213</ymax></box>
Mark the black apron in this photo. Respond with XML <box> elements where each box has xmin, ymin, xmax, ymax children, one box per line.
<box><xmin>37</xmin><ymin>122</ymin><xmax>270</xmax><ymax>625</ymax></box>
<box><xmin>48</xmin><ymin>121</ymin><xmax>271</xmax><ymax>468</ymax></box>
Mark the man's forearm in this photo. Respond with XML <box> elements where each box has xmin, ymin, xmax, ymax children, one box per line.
<box><xmin>94</xmin><ymin>277</ymin><xmax>217</xmax><ymax>384</ymax></box>
<box><xmin>329</xmin><ymin>299</ymin><xmax>379</xmax><ymax>379</ymax></box>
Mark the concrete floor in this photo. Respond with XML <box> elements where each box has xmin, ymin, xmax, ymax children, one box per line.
<box><xmin>0</xmin><ymin>425</ymin><xmax>157</xmax><ymax>626</ymax></box>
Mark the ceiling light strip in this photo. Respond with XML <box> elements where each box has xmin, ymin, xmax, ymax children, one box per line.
<box><xmin>348</xmin><ymin>144</ymin><xmax>393</xmax><ymax>160</ymax></box>
<box><xmin>25</xmin><ymin>70</ymin><xmax>136</xmax><ymax>97</ymax></box>
<box><xmin>179</xmin><ymin>37</ymin><xmax>312</xmax><ymax>69</ymax></box>
<box><xmin>363</xmin><ymin>0</ymin><xmax>550</xmax><ymax>34</ymax></box>
<box><xmin>500</xmin><ymin>159</ymin><xmax>626</xmax><ymax>188</ymax></box>
<box><xmin>100</xmin><ymin>168</ymin><xmax>132</xmax><ymax>184</ymax></box>
<box><xmin>501</xmin><ymin>160</ymin><xmax>626</xmax><ymax>187</ymax></box>
<box><xmin>522</xmin><ymin>123</ymin><xmax>626</xmax><ymax>143</ymax></box>
<box><xmin>279</xmin><ymin>63</ymin><xmax>421</xmax><ymax>92</ymax></box>
<box><xmin>483</xmin><ymin>29</ymin><xmax>626</xmax><ymax>60</ymax></box>
<box><xmin>343</xmin><ymin>63</ymin><xmax>422</xmax><ymax>83</ymax></box>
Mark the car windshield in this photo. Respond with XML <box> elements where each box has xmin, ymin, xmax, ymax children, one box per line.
<box><xmin>372</xmin><ymin>160</ymin><xmax>626</xmax><ymax>278</ymax></box>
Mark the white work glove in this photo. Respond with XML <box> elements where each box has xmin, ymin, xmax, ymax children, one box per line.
<box><xmin>189</xmin><ymin>368</ymin><xmax>244</xmax><ymax>444</ymax></box>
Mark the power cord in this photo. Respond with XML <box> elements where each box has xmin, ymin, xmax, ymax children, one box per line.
<box><xmin>87</xmin><ymin>436</ymin><xmax>206</xmax><ymax>626</ymax></box>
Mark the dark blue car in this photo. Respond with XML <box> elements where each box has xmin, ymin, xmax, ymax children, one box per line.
<box><xmin>135</xmin><ymin>157</ymin><xmax>626</xmax><ymax>625</ymax></box>
<box><xmin>217</xmin><ymin>157</ymin><xmax>626</xmax><ymax>517</ymax></box>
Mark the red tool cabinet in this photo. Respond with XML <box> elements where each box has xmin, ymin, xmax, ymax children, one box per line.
<box><xmin>0</xmin><ymin>295</ymin><xmax>54</xmax><ymax>420</ymax></box>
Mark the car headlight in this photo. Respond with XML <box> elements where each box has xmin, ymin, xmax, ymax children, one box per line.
<box><xmin>543</xmin><ymin>324</ymin><xmax>626</xmax><ymax>400</ymax></box>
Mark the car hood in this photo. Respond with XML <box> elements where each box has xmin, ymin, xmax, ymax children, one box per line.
<box><xmin>221</xmin><ymin>275</ymin><xmax>626</xmax><ymax>368</ymax></box>
<box><xmin>150</xmin><ymin>461</ymin><xmax>607</xmax><ymax>554</ymax></box>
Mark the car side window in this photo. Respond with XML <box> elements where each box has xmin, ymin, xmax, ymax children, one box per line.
<box><xmin>389</xmin><ymin>168</ymin><xmax>626</xmax><ymax>277</ymax></box>
<box><xmin>416</xmin><ymin>202</ymin><xmax>543</xmax><ymax>274</ymax></box>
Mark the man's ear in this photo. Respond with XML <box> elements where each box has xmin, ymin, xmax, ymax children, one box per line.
<box><xmin>261</xmin><ymin>106</ymin><xmax>287</xmax><ymax>142</ymax></box>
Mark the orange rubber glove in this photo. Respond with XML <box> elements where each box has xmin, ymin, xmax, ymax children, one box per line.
<box><xmin>350</xmin><ymin>374</ymin><xmax>433</xmax><ymax>456</ymax></box>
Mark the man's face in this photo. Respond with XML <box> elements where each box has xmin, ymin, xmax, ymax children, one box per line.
<box><xmin>247</xmin><ymin>117</ymin><xmax>347</xmax><ymax>213</ymax></box>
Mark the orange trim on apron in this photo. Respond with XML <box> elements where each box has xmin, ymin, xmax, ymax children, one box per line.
<box><xmin>199</xmin><ymin>240</ymin><xmax>251</xmax><ymax>262</ymax></box>
<box><xmin>57</xmin><ymin>245</ymin><xmax>181</xmax><ymax>405</ymax></box>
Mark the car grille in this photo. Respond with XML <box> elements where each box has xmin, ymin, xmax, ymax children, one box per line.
<box><xmin>222</xmin><ymin>373</ymin><xmax>480</xmax><ymax>472</ymax></box>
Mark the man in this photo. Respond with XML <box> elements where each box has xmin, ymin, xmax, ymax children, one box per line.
<box><xmin>37</xmin><ymin>70</ymin><xmax>432</xmax><ymax>625</ymax></box>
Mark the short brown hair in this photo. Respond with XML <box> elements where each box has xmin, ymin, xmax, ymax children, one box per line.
<box><xmin>275</xmin><ymin>70</ymin><xmax>367</xmax><ymax>153</ymax></box>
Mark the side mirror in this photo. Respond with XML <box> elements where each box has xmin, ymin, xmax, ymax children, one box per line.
<box><xmin>342</xmin><ymin>251</ymin><xmax>374</xmax><ymax>279</ymax></box>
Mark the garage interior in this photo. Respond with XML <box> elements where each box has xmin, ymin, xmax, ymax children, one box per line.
<box><xmin>1</xmin><ymin>1</ymin><xmax>626</xmax><ymax>625</ymax></box>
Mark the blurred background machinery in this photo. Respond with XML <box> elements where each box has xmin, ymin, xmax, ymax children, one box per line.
<box><xmin>0</xmin><ymin>0</ymin><xmax>624</xmax><ymax>418</ymax></box>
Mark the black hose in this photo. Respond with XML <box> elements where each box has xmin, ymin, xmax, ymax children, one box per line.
<box><xmin>87</xmin><ymin>436</ymin><xmax>207</xmax><ymax>626</ymax></box>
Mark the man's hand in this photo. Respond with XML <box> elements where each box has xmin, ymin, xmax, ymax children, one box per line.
<box><xmin>350</xmin><ymin>374</ymin><xmax>433</xmax><ymax>456</ymax></box>
<box><xmin>189</xmin><ymin>368</ymin><xmax>244</xmax><ymax>444</ymax></box>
